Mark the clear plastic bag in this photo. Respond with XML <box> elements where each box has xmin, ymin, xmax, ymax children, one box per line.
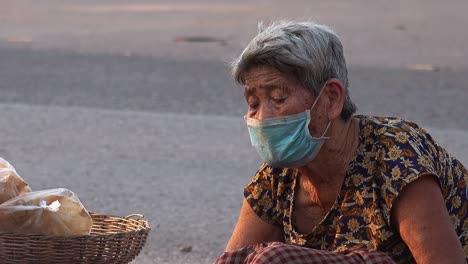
<box><xmin>0</xmin><ymin>157</ymin><xmax>32</xmax><ymax>204</ymax></box>
<box><xmin>0</xmin><ymin>188</ymin><xmax>93</xmax><ymax>236</ymax></box>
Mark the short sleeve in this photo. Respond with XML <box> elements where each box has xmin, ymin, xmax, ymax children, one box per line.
<box><xmin>374</xmin><ymin>120</ymin><xmax>442</xmax><ymax>217</ymax></box>
<box><xmin>244</xmin><ymin>163</ymin><xmax>283</xmax><ymax>226</ymax></box>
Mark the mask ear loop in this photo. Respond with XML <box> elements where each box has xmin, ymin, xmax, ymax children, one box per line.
<box><xmin>309</xmin><ymin>81</ymin><xmax>331</xmax><ymax>139</ymax></box>
<box><xmin>309</xmin><ymin>81</ymin><xmax>328</xmax><ymax>111</ymax></box>
<box><xmin>321</xmin><ymin>122</ymin><xmax>331</xmax><ymax>139</ymax></box>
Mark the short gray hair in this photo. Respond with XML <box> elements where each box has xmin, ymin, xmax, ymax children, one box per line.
<box><xmin>231</xmin><ymin>21</ymin><xmax>357</xmax><ymax>120</ymax></box>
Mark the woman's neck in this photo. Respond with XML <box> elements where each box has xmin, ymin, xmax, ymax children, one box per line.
<box><xmin>297</xmin><ymin>116</ymin><xmax>360</xmax><ymax>207</ymax></box>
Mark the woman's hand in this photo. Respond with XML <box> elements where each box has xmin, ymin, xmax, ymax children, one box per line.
<box><xmin>225</xmin><ymin>199</ymin><xmax>283</xmax><ymax>251</ymax></box>
<box><xmin>391</xmin><ymin>175</ymin><xmax>466</xmax><ymax>264</ymax></box>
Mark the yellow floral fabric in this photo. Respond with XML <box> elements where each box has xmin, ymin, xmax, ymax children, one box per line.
<box><xmin>244</xmin><ymin>115</ymin><xmax>468</xmax><ymax>263</ymax></box>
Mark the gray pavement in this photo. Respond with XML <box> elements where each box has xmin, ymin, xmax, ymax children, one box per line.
<box><xmin>0</xmin><ymin>45</ymin><xmax>466</xmax><ymax>130</ymax></box>
<box><xmin>0</xmin><ymin>1</ymin><xmax>467</xmax><ymax>263</ymax></box>
<box><xmin>0</xmin><ymin>102</ymin><xmax>260</xmax><ymax>263</ymax></box>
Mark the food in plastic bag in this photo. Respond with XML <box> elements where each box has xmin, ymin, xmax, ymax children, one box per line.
<box><xmin>0</xmin><ymin>157</ymin><xmax>32</xmax><ymax>204</ymax></box>
<box><xmin>0</xmin><ymin>188</ymin><xmax>93</xmax><ymax>236</ymax></box>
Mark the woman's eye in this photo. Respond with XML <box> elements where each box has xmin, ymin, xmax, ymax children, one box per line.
<box><xmin>272</xmin><ymin>98</ymin><xmax>287</xmax><ymax>104</ymax></box>
<box><xmin>246</xmin><ymin>95</ymin><xmax>259</xmax><ymax>110</ymax></box>
<box><xmin>248</xmin><ymin>102</ymin><xmax>259</xmax><ymax>110</ymax></box>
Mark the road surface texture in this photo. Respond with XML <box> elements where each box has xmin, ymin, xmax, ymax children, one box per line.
<box><xmin>0</xmin><ymin>1</ymin><xmax>467</xmax><ymax>263</ymax></box>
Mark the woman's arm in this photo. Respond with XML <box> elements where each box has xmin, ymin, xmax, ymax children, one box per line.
<box><xmin>391</xmin><ymin>175</ymin><xmax>466</xmax><ymax>264</ymax></box>
<box><xmin>225</xmin><ymin>199</ymin><xmax>283</xmax><ymax>251</ymax></box>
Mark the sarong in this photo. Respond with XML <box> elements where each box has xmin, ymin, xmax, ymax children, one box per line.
<box><xmin>215</xmin><ymin>242</ymin><xmax>396</xmax><ymax>264</ymax></box>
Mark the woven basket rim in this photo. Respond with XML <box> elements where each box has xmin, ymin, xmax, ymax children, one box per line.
<box><xmin>0</xmin><ymin>212</ymin><xmax>151</xmax><ymax>264</ymax></box>
<box><xmin>0</xmin><ymin>212</ymin><xmax>151</xmax><ymax>238</ymax></box>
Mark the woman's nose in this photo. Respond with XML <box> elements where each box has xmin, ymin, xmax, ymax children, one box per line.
<box><xmin>255</xmin><ymin>103</ymin><xmax>274</xmax><ymax>120</ymax></box>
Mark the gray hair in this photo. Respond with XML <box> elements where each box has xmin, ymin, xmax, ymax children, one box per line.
<box><xmin>231</xmin><ymin>21</ymin><xmax>357</xmax><ymax>120</ymax></box>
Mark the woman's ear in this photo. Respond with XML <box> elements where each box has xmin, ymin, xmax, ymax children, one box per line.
<box><xmin>324</xmin><ymin>79</ymin><xmax>345</xmax><ymax>120</ymax></box>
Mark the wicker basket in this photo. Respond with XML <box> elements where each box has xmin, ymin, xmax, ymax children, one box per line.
<box><xmin>0</xmin><ymin>212</ymin><xmax>151</xmax><ymax>264</ymax></box>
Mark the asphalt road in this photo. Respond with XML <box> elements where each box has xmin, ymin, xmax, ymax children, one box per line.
<box><xmin>0</xmin><ymin>1</ymin><xmax>467</xmax><ymax>263</ymax></box>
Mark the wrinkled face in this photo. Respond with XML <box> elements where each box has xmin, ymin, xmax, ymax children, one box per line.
<box><xmin>243</xmin><ymin>65</ymin><xmax>331</xmax><ymax>137</ymax></box>
<box><xmin>243</xmin><ymin>65</ymin><xmax>315</xmax><ymax>120</ymax></box>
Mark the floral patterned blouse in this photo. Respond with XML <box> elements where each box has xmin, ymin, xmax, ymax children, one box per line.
<box><xmin>244</xmin><ymin>115</ymin><xmax>467</xmax><ymax>263</ymax></box>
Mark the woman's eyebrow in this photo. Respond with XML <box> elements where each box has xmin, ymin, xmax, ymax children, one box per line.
<box><xmin>261</xmin><ymin>82</ymin><xmax>290</xmax><ymax>95</ymax></box>
<box><xmin>244</xmin><ymin>83</ymin><xmax>290</xmax><ymax>99</ymax></box>
<box><xmin>261</xmin><ymin>78</ymin><xmax>290</xmax><ymax>90</ymax></box>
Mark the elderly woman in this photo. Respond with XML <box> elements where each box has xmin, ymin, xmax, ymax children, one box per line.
<box><xmin>215</xmin><ymin>21</ymin><xmax>467</xmax><ymax>264</ymax></box>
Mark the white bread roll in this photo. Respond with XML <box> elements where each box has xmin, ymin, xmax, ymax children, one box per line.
<box><xmin>0</xmin><ymin>188</ymin><xmax>93</xmax><ymax>236</ymax></box>
<box><xmin>0</xmin><ymin>157</ymin><xmax>32</xmax><ymax>204</ymax></box>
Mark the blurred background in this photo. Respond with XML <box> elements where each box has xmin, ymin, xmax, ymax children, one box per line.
<box><xmin>0</xmin><ymin>0</ymin><xmax>467</xmax><ymax>263</ymax></box>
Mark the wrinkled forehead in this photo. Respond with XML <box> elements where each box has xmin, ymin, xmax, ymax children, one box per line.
<box><xmin>243</xmin><ymin>66</ymin><xmax>303</xmax><ymax>95</ymax></box>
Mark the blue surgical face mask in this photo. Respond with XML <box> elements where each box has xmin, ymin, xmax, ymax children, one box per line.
<box><xmin>245</xmin><ymin>83</ymin><xmax>330</xmax><ymax>168</ymax></box>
